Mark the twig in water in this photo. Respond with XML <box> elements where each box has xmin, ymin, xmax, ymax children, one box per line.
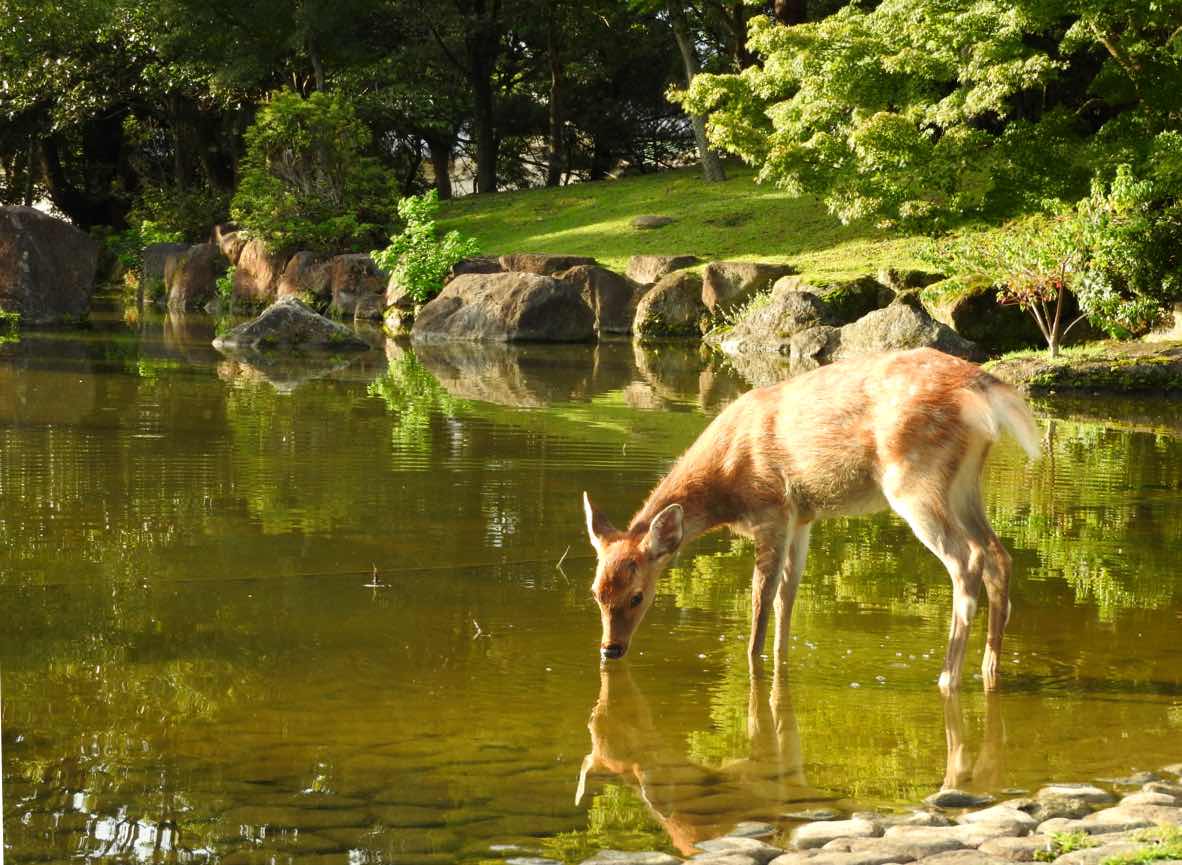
<box><xmin>555</xmin><ymin>545</ymin><xmax>571</xmax><ymax>582</ymax></box>
<box><xmin>472</xmin><ymin>619</ymin><xmax>490</xmax><ymax>639</ymax></box>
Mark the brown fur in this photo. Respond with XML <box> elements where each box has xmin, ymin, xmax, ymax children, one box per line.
<box><xmin>584</xmin><ymin>348</ymin><xmax>1040</xmax><ymax>692</ymax></box>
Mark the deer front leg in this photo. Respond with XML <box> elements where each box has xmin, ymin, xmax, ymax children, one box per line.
<box><xmin>748</xmin><ymin>525</ymin><xmax>788</xmax><ymax>671</ymax></box>
<box><xmin>773</xmin><ymin>521</ymin><xmax>813</xmax><ymax>664</ymax></box>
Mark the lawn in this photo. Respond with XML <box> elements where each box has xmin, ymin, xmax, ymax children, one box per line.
<box><xmin>437</xmin><ymin>165</ymin><xmax>930</xmax><ymax>281</ymax></box>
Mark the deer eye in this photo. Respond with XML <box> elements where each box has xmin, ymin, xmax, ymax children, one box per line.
<box><xmin>630</xmin><ymin>592</ymin><xmax>643</xmax><ymax>608</ymax></box>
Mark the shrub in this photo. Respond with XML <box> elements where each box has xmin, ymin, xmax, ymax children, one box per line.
<box><xmin>215</xmin><ymin>266</ymin><xmax>236</xmax><ymax>304</ymax></box>
<box><xmin>231</xmin><ymin>89</ymin><xmax>394</xmax><ymax>255</ymax></box>
<box><xmin>128</xmin><ymin>183</ymin><xmax>231</xmax><ymax>243</ymax></box>
<box><xmin>371</xmin><ymin>191</ymin><xmax>480</xmax><ymax>304</ymax></box>
<box><xmin>106</xmin><ymin>220</ymin><xmax>185</xmax><ymax>285</ymax></box>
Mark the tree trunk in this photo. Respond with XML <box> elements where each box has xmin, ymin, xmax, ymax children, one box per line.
<box><xmin>23</xmin><ymin>133</ymin><xmax>36</xmax><ymax>206</ymax></box>
<box><xmin>470</xmin><ymin>70</ymin><xmax>498</xmax><ymax>194</ymax></box>
<box><xmin>545</xmin><ymin>1</ymin><xmax>563</xmax><ymax>187</ymax></box>
<box><xmin>428</xmin><ymin>136</ymin><xmax>454</xmax><ymax>199</ymax></box>
<box><xmin>774</xmin><ymin>0</ymin><xmax>806</xmax><ymax>25</ymax></box>
<box><xmin>309</xmin><ymin>37</ymin><xmax>326</xmax><ymax>91</ymax></box>
<box><xmin>668</xmin><ymin>2</ymin><xmax>726</xmax><ymax>182</ymax></box>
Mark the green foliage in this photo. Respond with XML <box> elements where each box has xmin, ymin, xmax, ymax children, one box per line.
<box><xmin>682</xmin><ymin>0</ymin><xmax>1182</xmax><ymax>228</ymax></box>
<box><xmin>1102</xmin><ymin>827</ymin><xmax>1182</xmax><ymax>865</ymax></box>
<box><xmin>1035</xmin><ymin>832</ymin><xmax>1096</xmax><ymax>861</ymax></box>
<box><xmin>127</xmin><ymin>182</ymin><xmax>231</xmax><ymax>243</ymax></box>
<box><xmin>215</xmin><ymin>265</ymin><xmax>236</xmax><ymax>303</ymax></box>
<box><xmin>371</xmin><ymin>191</ymin><xmax>480</xmax><ymax>304</ymax></box>
<box><xmin>231</xmin><ymin>89</ymin><xmax>394</xmax><ymax>255</ymax></box>
<box><xmin>1074</xmin><ymin>162</ymin><xmax>1182</xmax><ymax>337</ymax></box>
<box><xmin>0</xmin><ymin>309</ymin><xmax>20</xmax><ymax>344</ymax></box>
<box><xmin>106</xmin><ymin>220</ymin><xmax>185</xmax><ymax>278</ymax></box>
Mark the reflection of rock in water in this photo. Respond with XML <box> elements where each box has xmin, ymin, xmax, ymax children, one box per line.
<box><xmin>631</xmin><ymin>341</ymin><xmax>746</xmax><ymax>410</ymax></box>
<box><xmin>0</xmin><ymin>333</ymin><xmax>99</xmax><ymax>425</ymax></box>
<box><xmin>163</xmin><ymin>312</ymin><xmax>223</xmax><ymax>365</ymax></box>
<box><xmin>216</xmin><ymin>347</ymin><xmax>388</xmax><ymax>394</ymax></box>
<box><xmin>413</xmin><ymin>340</ymin><xmax>601</xmax><ymax>407</ymax></box>
<box><xmin>722</xmin><ymin>350</ymin><xmax>794</xmax><ymax>389</ymax></box>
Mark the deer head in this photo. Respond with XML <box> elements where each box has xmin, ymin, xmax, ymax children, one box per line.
<box><xmin>583</xmin><ymin>492</ymin><xmax>684</xmax><ymax>661</ymax></box>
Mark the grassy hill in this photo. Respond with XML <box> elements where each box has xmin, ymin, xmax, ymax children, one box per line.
<box><xmin>438</xmin><ymin>165</ymin><xmax>930</xmax><ymax>282</ymax></box>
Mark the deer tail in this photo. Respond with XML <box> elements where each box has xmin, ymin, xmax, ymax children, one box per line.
<box><xmin>983</xmin><ymin>379</ymin><xmax>1041</xmax><ymax>460</ymax></box>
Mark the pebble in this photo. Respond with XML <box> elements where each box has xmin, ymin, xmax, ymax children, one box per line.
<box><xmin>1051</xmin><ymin>841</ymin><xmax>1145</xmax><ymax>865</ymax></box>
<box><xmin>955</xmin><ymin>806</ymin><xmax>1038</xmax><ymax>832</ymax></box>
<box><xmin>876</xmin><ymin>811</ymin><xmax>954</xmax><ymax>829</ymax></box>
<box><xmin>769</xmin><ymin>851</ymin><xmax>896</xmax><ymax>865</ymax></box>
<box><xmin>793</xmin><ymin>818</ymin><xmax>882</xmax><ymax>850</ymax></box>
<box><xmin>580</xmin><ymin>852</ymin><xmax>683</xmax><ymax>865</ymax></box>
<box><xmin>1145</xmin><ymin>781</ymin><xmax>1182</xmax><ymax>801</ymax></box>
<box><xmin>1035</xmin><ymin>785</ymin><xmax>1115</xmax><ymax>805</ymax></box>
<box><xmin>507</xmin><ymin>859</ymin><xmax>564</xmax><ymax>865</ymax></box>
<box><xmin>825</xmin><ymin>832</ymin><xmax>966</xmax><ymax>860</ymax></box>
<box><xmin>728</xmin><ymin>822</ymin><xmax>780</xmax><ymax>840</ymax></box>
<box><xmin>786</xmin><ymin>810</ymin><xmax>843</xmax><ymax>822</ymax></box>
<box><xmin>1120</xmin><ymin>791</ymin><xmax>1178</xmax><ymax>807</ymax></box>
<box><xmin>1102</xmin><ymin>771</ymin><xmax>1161</xmax><ymax>787</ymax></box>
<box><xmin>695</xmin><ymin>837</ymin><xmax>784</xmax><ymax>864</ymax></box>
<box><xmin>977</xmin><ymin>835</ymin><xmax>1056</xmax><ymax>862</ymax></box>
<box><xmin>884</xmin><ymin>824</ymin><xmax>1024</xmax><ymax>849</ymax></box>
<box><xmin>925</xmin><ymin>790</ymin><xmax>995</xmax><ymax>809</ymax></box>
<box><xmin>691</xmin><ymin>855</ymin><xmax>761</xmax><ymax>865</ymax></box>
<box><xmin>919</xmin><ymin>851</ymin><xmax>1011</xmax><ymax>865</ymax></box>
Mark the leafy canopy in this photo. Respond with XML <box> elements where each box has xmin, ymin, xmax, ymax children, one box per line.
<box><xmin>371</xmin><ymin>191</ymin><xmax>480</xmax><ymax>305</ymax></box>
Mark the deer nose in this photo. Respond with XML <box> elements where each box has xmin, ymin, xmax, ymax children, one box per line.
<box><xmin>601</xmin><ymin>643</ymin><xmax>625</xmax><ymax>660</ymax></box>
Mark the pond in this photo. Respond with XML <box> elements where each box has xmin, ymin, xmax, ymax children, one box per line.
<box><xmin>2</xmin><ymin>300</ymin><xmax>1181</xmax><ymax>864</ymax></box>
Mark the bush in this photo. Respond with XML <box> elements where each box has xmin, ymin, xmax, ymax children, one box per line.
<box><xmin>231</xmin><ymin>89</ymin><xmax>394</xmax><ymax>255</ymax></box>
<box><xmin>371</xmin><ymin>191</ymin><xmax>480</xmax><ymax>304</ymax></box>
<box><xmin>106</xmin><ymin>220</ymin><xmax>185</xmax><ymax>283</ymax></box>
<box><xmin>128</xmin><ymin>183</ymin><xmax>231</xmax><ymax>243</ymax></box>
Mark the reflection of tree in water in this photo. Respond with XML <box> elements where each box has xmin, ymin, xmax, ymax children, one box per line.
<box><xmin>367</xmin><ymin>348</ymin><xmax>469</xmax><ymax>452</ymax></box>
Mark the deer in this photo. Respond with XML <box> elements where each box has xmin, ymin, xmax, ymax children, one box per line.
<box><xmin>582</xmin><ymin>348</ymin><xmax>1040</xmax><ymax>693</ymax></box>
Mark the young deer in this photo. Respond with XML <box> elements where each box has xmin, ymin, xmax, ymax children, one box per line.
<box><xmin>583</xmin><ymin>348</ymin><xmax>1039</xmax><ymax>693</ymax></box>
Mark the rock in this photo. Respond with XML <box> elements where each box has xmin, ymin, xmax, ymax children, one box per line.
<box><xmin>233</xmin><ymin>237</ymin><xmax>286</xmax><ymax>305</ymax></box>
<box><xmin>1162</xmin><ymin>763</ymin><xmax>1182</xmax><ymax>777</ymax></box>
<box><xmin>789</xmin><ymin>325</ymin><xmax>843</xmax><ymax>372</ymax></box>
<box><xmin>925</xmin><ymin>791</ymin><xmax>996</xmax><ymax>809</ymax></box>
<box><xmin>956</xmin><ymin>807</ymin><xmax>1038</xmax><ymax>832</ymax></box>
<box><xmin>777</xmin><ymin>275</ymin><xmax>890</xmax><ymax>326</ymax></box>
<box><xmin>633</xmin><ymin>270</ymin><xmax>707</xmax><ymax>339</ymax></box>
<box><xmin>1144</xmin><ymin>301</ymin><xmax>1182</xmax><ymax>342</ymax></box>
<box><xmin>412</xmin><ymin>341</ymin><xmax>595</xmax><ymax>406</ymax></box>
<box><xmin>446</xmin><ymin>255</ymin><xmax>504</xmax><ymax>284</ymax></box>
<box><xmin>1051</xmin><ymin>842</ymin><xmax>1145</xmax><ymax>865</ymax></box>
<box><xmin>793</xmin><ymin>818</ymin><xmax>881</xmax><ymax>850</ymax></box>
<box><xmin>707</xmin><ymin>288</ymin><xmax>833</xmax><ymax>357</ymax></box>
<box><xmin>769</xmin><ymin>851</ymin><xmax>896</xmax><ymax>865</ymax></box>
<box><xmin>831</xmin><ymin>833</ymin><xmax>966</xmax><ymax>861</ymax></box>
<box><xmin>884</xmin><ymin>824</ymin><xmax>1019</xmax><ymax>848</ymax></box>
<box><xmin>831</xmin><ymin>300</ymin><xmax>979</xmax><ymax>362</ymax></box>
<box><xmin>276</xmin><ymin>251</ymin><xmax>331</xmax><ymax>304</ymax></box>
<box><xmin>143</xmin><ymin>241</ymin><xmax>190</xmax><ymax>298</ymax></box>
<box><xmin>875</xmin><ymin>812</ymin><xmax>953</xmax><ymax>829</ymax></box>
<box><xmin>729</xmin><ymin>823</ymin><xmax>780</xmax><ymax>840</ymax></box>
<box><xmin>695</xmin><ymin>837</ymin><xmax>783</xmax><ymax>864</ymax></box>
<box><xmin>978</xmin><ymin>836</ymin><xmax>1057</xmax><ymax>862</ymax></box>
<box><xmin>1012</xmin><ymin>793</ymin><xmax>1094</xmax><ymax>822</ymax></box>
<box><xmin>692</xmin><ymin>856</ymin><xmax>761</xmax><ymax>865</ymax></box>
<box><xmin>329</xmin><ymin>253</ymin><xmax>387</xmax><ymax>320</ymax></box>
<box><xmin>918</xmin><ymin>850</ymin><xmax>1010</xmax><ymax>865</ymax></box>
<box><xmin>507</xmin><ymin>859</ymin><xmax>564</xmax><ymax>865</ymax></box>
<box><xmin>1121</xmin><ymin>792</ymin><xmax>1179</xmax><ymax>807</ymax></box>
<box><xmin>165</xmin><ymin>242</ymin><xmax>229</xmax><ymax>311</ymax></box>
<box><xmin>212</xmin><ymin>222</ymin><xmax>247</xmax><ymax>264</ymax></box>
<box><xmin>785</xmin><ymin>811</ymin><xmax>843</xmax><ymax>823</ymax></box>
<box><xmin>702</xmin><ymin>261</ymin><xmax>797</xmax><ymax>315</ymax></box>
<box><xmin>925</xmin><ymin>281</ymin><xmax>1045</xmax><ymax>354</ymax></box>
<box><xmin>412</xmin><ymin>271</ymin><xmax>595</xmax><ymax>342</ymax></box>
<box><xmin>1143</xmin><ymin>781</ymin><xmax>1182</xmax><ymax>800</ymax></box>
<box><xmin>1083</xmin><ymin>803</ymin><xmax>1182</xmax><ymax>827</ymax></box>
<box><xmin>1036</xmin><ymin>785</ymin><xmax>1116</xmax><ymax>806</ymax></box>
<box><xmin>499</xmin><ymin>253</ymin><xmax>598</xmax><ymax>275</ymax></box>
<box><xmin>626</xmin><ymin>255</ymin><xmax>702</xmax><ymax>285</ymax></box>
<box><xmin>878</xmin><ymin>268</ymin><xmax>945</xmax><ymax>292</ymax></box>
<box><xmin>1036</xmin><ymin>810</ymin><xmax>1153</xmax><ymax>837</ymax></box>
<box><xmin>632</xmin><ymin>215</ymin><xmax>675</xmax><ymax>229</ymax></box>
<box><xmin>212</xmin><ymin>297</ymin><xmax>371</xmax><ymax>354</ymax></box>
<box><xmin>578</xmin><ymin>852</ymin><xmax>682</xmax><ymax>865</ymax></box>
<box><xmin>558</xmin><ymin>265</ymin><xmax>641</xmax><ymax>334</ymax></box>
<box><xmin>0</xmin><ymin>207</ymin><xmax>99</xmax><ymax>326</ymax></box>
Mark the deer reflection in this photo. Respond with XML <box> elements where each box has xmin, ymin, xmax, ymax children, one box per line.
<box><xmin>942</xmin><ymin>690</ymin><xmax>1005</xmax><ymax>792</ymax></box>
<box><xmin>576</xmin><ymin>667</ymin><xmax>1009</xmax><ymax>854</ymax></box>
<box><xmin>575</xmin><ymin>665</ymin><xmax>816</xmax><ymax>854</ymax></box>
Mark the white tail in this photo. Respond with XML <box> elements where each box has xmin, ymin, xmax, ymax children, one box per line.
<box><xmin>984</xmin><ymin>380</ymin><xmax>1041</xmax><ymax>460</ymax></box>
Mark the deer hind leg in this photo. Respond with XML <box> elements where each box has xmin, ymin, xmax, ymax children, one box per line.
<box><xmin>748</xmin><ymin>522</ymin><xmax>789</xmax><ymax>670</ymax></box>
<box><xmin>884</xmin><ymin>480</ymin><xmax>982</xmax><ymax>694</ymax></box>
<box><xmin>773</xmin><ymin>521</ymin><xmax>813</xmax><ymax>664</ymax></box>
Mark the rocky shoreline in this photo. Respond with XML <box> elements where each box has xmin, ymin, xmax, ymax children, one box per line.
<box><xmin>505</xmin><ymin>767</ymin><xmax>1182</xmax><ymax>865</ymax></box>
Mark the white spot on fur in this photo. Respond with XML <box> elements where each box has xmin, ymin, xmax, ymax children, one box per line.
<box><xmin>938</xmin><ymin>671</ymin><xmax>952</xmax><ymax>690</ymax></box>
<box><xmin>956</xmin><ymin>595</ymin><xmax>977</xmax><ymax>624</ymax></box>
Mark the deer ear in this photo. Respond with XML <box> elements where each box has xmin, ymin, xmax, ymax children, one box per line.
<box><xmin>583</xmin><ymin>492</ymin><xmax>616</xmax><ymax>552</ymax></box>
<box><xmin>646</xmin><ymin>503</ymin><xmax>684</xmax><ymax>559</ymax></box>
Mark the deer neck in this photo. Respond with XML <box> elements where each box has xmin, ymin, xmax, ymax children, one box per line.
<box><xmin>629</xmin><ymin>464</ymin><xmax>731</xmax><ymax>542</ymax></box>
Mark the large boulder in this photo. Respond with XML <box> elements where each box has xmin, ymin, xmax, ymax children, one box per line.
<box><xmin>625</xmin><ymin>254</ymin><xmax>701</xmax><ymax>285</ymax></box>
<box><xmin>232</xmin><ymin>238</ymin><xmax>286</xmax><ymax>305</ymax></box>
<box><xmin>445</xmin><ymin>255</ymin><xmax>503</xmax><ymax>284</ymax></box>
<box><xmin>498</xmin><ymin>253</ymin><xmax>597</xmax><ymax>275</ymax></box>
<box><xmin>165</xmin><ymin>243</ymin><xmax>229</xmax><ymax>311</ymax></box>
<box><xmin>832</xmin><ymin>298</ymin><xmax>980</xmax><ymax>362</ymax></box>
<box><xmin>212</xmin><ymin>297</ymin><xmax>370</xmax><ymax>354</ymax></box>
<box><xmin>276</xmin><ymin>252</ymin><xmax>331</xmax><ymax>304</ymax></box>
<box><xmin>0</xmin><ymin>207</ymin><xmax>99</xmax><ymax>325</ymax></box>
<box><xmin>411</xmin><ymin>271</ymin><xmax>595</xmax><ymax>342</ymax></box>
<box><xmin>383</xmin><ymin>274</ymin><xmax>417</xmax><ymax>335</ymax></box>
<box><xmin>211</xmin><ymin>223</ymin><xmax>247</xmax><ymax>265</ymax></box>
<box><xmin>701</xmin><ymin>260</ymin><xmax>797</xmax><ymax>315</ymax></box>
<box><xmin>776</xmin><ymin>274</ymin><xmax>892</xmax><ymax>325</ymax></box>
<box><xmin>329</xmin><ymin>253</ymin><xmax>387</xmax><ymax>320</ymax></box>
<box><xmin>925</xmin><ymin>280</ymin><xmax>1063</xmax><ymax>354</ymax></box>
<box><xmin>633</xmin><ymin>270</ymin><xmax>707</xmax><ymax>339</ymax></box>
<box><xmin>142</xmin><ymin>242</ymin><xmax>189</xmax><ymax>300</ymax></box>
<box><xmin>707</xmin><ymin>288</ymin><xmax>833</xmax><ymax>356</ymax></box>
<box><xmin>557</xmin><ymin>264</ymin><xmax>640</xmax><ymax>335</ymax></box>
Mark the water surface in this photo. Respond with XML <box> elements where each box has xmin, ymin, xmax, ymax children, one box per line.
<box><xmin>2</xmin><ymin>301</ymin><xmax>1181</xmax><ymax>863</ymax></box>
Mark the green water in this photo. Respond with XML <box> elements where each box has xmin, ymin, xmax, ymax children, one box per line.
<box><xmin>2</xmin><ymin>302</ymin><xmax>1181</xmax><ymax>864</ymax></box>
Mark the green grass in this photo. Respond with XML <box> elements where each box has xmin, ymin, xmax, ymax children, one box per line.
<box><xmin>1035</xmin><ymin>832</ymin><xmax>1097</xmax><ymax>862</ymax></box>
<box><xmin>438</xmin><ymin>165</ymin><xmax>928</xmax><ymax>280</ymax></box>
<box><xmin>1103</xmin><ymin>827</ymin><xmax>1182</xmax><ymax>865</ymax></box>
